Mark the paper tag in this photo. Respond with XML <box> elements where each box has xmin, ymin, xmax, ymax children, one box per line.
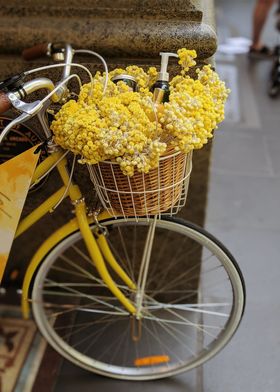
<box><xmin>0</xmin><ymin>144</ymin><xmax>41</xmax><ymax>282</ymax></box>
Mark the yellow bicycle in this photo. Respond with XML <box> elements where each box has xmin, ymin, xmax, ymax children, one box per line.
<box><xmin>0</xmin><ymin>43</ymin><xmax>245</xmax><ymax>380</ymax></box>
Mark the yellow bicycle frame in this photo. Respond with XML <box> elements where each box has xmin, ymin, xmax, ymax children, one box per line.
<box><xmin>15</xmin><ymin>150</ymin><xmax>137</xmax><ymax>319</ymax></box>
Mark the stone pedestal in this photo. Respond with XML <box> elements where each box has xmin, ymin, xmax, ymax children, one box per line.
<box><xmin>0</xmin><ymin>0</ymin><xmax>217</xmax><ymax>283</ymax></box>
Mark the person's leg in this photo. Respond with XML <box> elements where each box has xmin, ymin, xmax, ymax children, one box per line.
<box><xmin>252</xmin><ymin>0</ymin><xmax>276</xmax><ymax>50</ymax></box>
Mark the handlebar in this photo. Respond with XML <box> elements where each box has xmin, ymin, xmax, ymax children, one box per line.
<box><xmin>22</xmin><ymin>43</ymin><xmax>50</xmax><ymax>61</ymax></box>
<box><xmin>0</xmin><ymin>42</ymin><xmax>73</xmax><ymax>115</ymax></box>
<box><xmin>0</xmin><ymin>91</ymin><xmax>12</xmax><ymax>113</ymax></box>
<box><xmin>0</xmin><ymin>76</ymin><xmax>58</xmax><ymax>115</ymax></box>
<box><xmin>0</xmin><ymin>42</ymin><xmax>107</xmax><ymax>144</ymax></box>
<box><xmin>0</xmin><ymin>41</ymin><xmax>76</xmax><ymax>142</ymax></box>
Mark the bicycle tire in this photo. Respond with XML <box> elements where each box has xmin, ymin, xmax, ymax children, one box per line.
<box><xmin>32</xmin><ymin>216</ymin><xmax>245</xmax><ymax>380</ymax></box>
<box><xmin>268</xmin><ymin>56</ymin><xmax>280</xmax><ymax>98</ymax></box>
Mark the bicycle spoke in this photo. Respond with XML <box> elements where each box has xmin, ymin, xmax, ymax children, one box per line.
<box><xmin>150</xmin><ymin>258</ymin><xmax>206</xmax><ymax>295</ymax></box>
<box><xmin>97</xmin><ymin>319</ymin><xmax>129</xmax><ymax>361</ymax></box>
<box><xmin>61</xmin><ymin>314</ymin><xmax>124</xmax><ymax>343</ymax></box>
<box><xmin>156</xmin><ymin>306</ymin><xmax>218</xmax><ymax>339</ymax></box>
<box><xmin>83</xmin><ymin>318</ymin><xmax>123</xmax><ymax>356</ymax></box>
<box><xmin>44</xmin><ymin>301</ymin><xmax>100</xmax><ymax>319</ymax></box>
<box><xmin>44</xmin><ymin>282</ymin><xmax>107</xmax><ymax>287</ymax></box>
<box><xmin>150</xmin><ymin>315</ymin><xmax>170</xmax><ymax>363</ymax></box>
<box><xmin>132</xmin><ymin>224</ymin><xmax>137</xmax><ymax>277</ymax></box>
<box><xmin>143</xmin><ymin>315</ymin><xmax>196</xmax><ymax>358</ymax></box>
<box><xmin>141</xmin><ymin>321</ymin><xmax>184</xmax><ymax>364</ymax></box>
<box><xmin>108</xmin><ymin>323</ymin><xmax>130</xmax><ymax>365</ymax></box>
<box><xmin>145</xmin><ymin>293</ymin><xmax>219</xmax><ymax>339</ymax></box>
<box><xmin>122</xmin><ymin>323</ymin><xmax>131</xmax><ymax>368</ymax></box>
<box><xmin>106</xmin><ymin>226</ymin><xmax>135</xmax><ymax>282</ymax></box>
<box><xmin>59</xmin><ymin>254</ymin><xmax>100</xmax><ymax>282</ymax></box>
<box><xmin>45</xmin><ymin>279</ymin><xmax>129</xmax><ymax>315</ymax></box>
<box><xmin>143</xmin><ymin>296</ymin><xmax>227</xmax><ymax>329</ymax></box>
<box><xmin>71</xmin><ymin>244</ymin><xmax>96</xmax><ymax>266</ymax></box>
<box><xmin>150</xmin><ymin>262</ymin><xmax>222</xmax><ymax>297</ymax></box>
<box><xmin>149</xmin><ymin>239</ymin><xmax>215</xmax><ymax>288</ymax></box>
<box><xmin>42</xmin><ymin>290</ymin><xmax>125</xmax><ymax>304</ymax></box>
<box><xmin>144</xmin><ymin>315</ymin><xmax>224</xmax><ymax>330</ymax></box>
<box><xmin>50</xmin><ymin>265</ymin><xmax>93</xmax><ymax>279</ymax></box>
<box><xmin>72</xmin><ymin>316</ymin><xmax>122</xmax><ymax>350</ymax></box>
<box><xmin>152</xmin><ymin>317</ymin><xmax>197</xmax><ymax>357</ymax></box>
<box><xmin>149</xmin><ymin>240</ymin><xmax>201</xmax><ymax>288</ymax></box>
<box><xmin>117</xmin><ymin>226</ymin><xmax>135</xmax><ymax>280</ymax></box>
<box><xmin>82</xmin><ymin>322</ymin><xmax>114</xmax><ymax>355</ymax></box>
<box><xmin>147</xmin><ymin>227</ymin><xmax>175</xmax><ymax>285</ymax></box>
<box><xmin>146</xmin><ymin>303</ymin><xmax>230</xmax><ymax>318</ymax></box>
<box><xmin>53</xmin><ymin>319</ymin><xmax>117</xmax><ymax>331</ymax></box>
<box><xmin>60</xmin><ymin>314</ymin><xmax>113</xmax><ymax>341</ymax></box>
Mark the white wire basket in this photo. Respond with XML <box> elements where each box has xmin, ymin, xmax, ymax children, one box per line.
<box><xmin>87</xmin><ymin>149</ymin><xmax>192</xmax><ymax>219</ymax></box>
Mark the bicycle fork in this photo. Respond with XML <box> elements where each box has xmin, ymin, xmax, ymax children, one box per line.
<box><xmin>76</xmin><ymin>202</ymin><xmax>157</xmax><ymax>328</ymax></box>
<box><xmin>75</xmin><ymin>201</ymin><xmax>137</xmax><ymax>315</ymax></box>
<box><xmin>57</xmin><ymin>157</ymin><xmax>137</xmax><ymax>315</ymax></box>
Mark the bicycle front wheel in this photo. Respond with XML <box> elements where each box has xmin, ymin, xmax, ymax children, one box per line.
<box><xmin>32</xmin><ymin>217</ymin><xmax>245</xmax><ymax>380</ymax></box>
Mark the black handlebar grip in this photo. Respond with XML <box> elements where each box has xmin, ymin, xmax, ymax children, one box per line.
<box><xmin>0</xmin><ymin>91</ymin><xmax>11</xmax><ymax>113</ymax></box>
<box><xmin>22</xmin><ymin>43</ymin><xmax>49</xmax><ymax>61</ymax></box>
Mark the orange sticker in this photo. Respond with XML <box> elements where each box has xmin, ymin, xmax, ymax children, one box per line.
<box><xmin>134</xmin><ymin>355</ymin><xmax>170</xmax><ymax>367</ymax></box>
<box><xmin>0</xmin><ymin>144</ymin><xmax>41</xmax><ymax>282</ymax></box>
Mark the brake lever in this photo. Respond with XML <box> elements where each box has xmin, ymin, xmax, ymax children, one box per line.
<box><xmin>7</xmin><ymin>92</ymin><xmax>43</xmax><ymax>115</ymax></box>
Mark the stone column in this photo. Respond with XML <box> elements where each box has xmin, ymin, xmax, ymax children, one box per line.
<box><xmin>0</xmin><ymin>0</ymin><xmax>217</xmax><ymax>282</ymax></box>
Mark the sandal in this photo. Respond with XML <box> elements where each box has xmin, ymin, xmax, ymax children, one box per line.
<box><xmin>248</xmin><ymin>45</ymin><xmax>273</xmax><ymax>59</ymax></box>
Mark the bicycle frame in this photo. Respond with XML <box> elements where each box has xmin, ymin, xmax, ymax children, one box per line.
<box><xmin>1</xmin><ymin>42</ymin><xmax>155</xmax><ymax>322</ymax></box>
<box><xmin>16</xmin><ymin>149</ymin><xmax>137</xmax><ymax>319</ymax></box>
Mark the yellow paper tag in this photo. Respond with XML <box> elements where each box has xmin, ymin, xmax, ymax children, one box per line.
<box><xmin>0</xmin><ymin>144</ymin><xmax>41</xmax><ymax>282</ymax></box>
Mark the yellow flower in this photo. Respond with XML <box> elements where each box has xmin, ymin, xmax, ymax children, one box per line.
<box><xmin>51</xmin><ymin>48</ymin><xmax>229</xmax><ymax>175</ymax></box>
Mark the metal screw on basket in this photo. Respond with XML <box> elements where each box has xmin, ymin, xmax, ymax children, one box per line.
<box><xmin>89</xmin><ymin>209</ymin><xmax>109</xmax><ymax>236</ymax></box>
<box><xmin>111</xmin><ymin>74</ymin><xmax>138</xmax><ymax>92</ymax></box>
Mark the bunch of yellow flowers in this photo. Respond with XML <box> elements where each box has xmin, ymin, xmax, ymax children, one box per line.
<box><xmin>51</xmin><ymin>48</ymin><xmax>229</xmax><ymax>176</ymax></box>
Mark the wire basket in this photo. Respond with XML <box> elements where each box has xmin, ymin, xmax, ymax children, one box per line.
<box><xmin>87</xmin><ymin>149</ymin><xmax>192</xmax><ymax>219</ymax></box>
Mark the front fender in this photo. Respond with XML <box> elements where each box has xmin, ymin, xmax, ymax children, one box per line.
<box><xmin>21</xmin><ymin>209</ymin><xmax>113</xmax><ymax>319</ymax></box>
<box><xmin>21</xmin><ymin>217</ymin><xmax>81</xmax><ymax>319</ymax></box>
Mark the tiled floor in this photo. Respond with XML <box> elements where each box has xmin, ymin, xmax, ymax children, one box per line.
<box><xmin>54</xmin><ymin>1</ymin><xmax>280</xmax><ymax>391</ymax></box>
